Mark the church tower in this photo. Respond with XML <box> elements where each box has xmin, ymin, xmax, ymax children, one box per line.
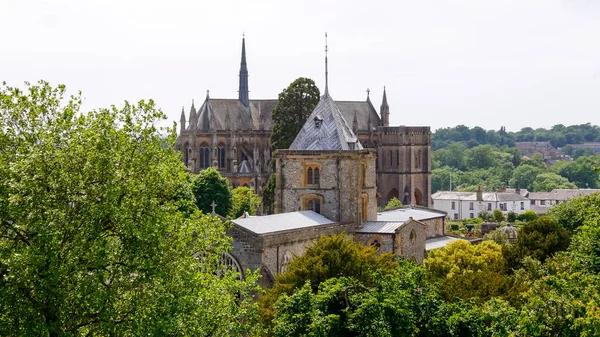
<box><xmin>274</xmin><ymin>34</ymin><xmax>377</xmax><ymax>225</ymax></box>
<box><xmin>238</xmin><ymin>36</ymin><xmax>250</xmax><ymax>107</ymax></box>
<box><xmin>380</xmin><ymin>86</ymin><xmax>389</xmax><ymax>126</ymax></box>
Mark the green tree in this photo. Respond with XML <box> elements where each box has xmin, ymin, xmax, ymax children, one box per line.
<box><xmin>191</xmin><ymin>167</ymin><xmax>232</xmax><ymax>216</ymax></box>
<box><xmin>492</xmin><ymin>208</ymin><xmax>505</xmax><ymax>222</ymax></box>
<box><xmin>230</xmin><ymin>186</ymin><xmax>261</xmax><ymax>218</ymax></box>
<box><xmin>424</xmin><ymin>240</ymin><xmax>506</xmax><ymax>302</ymax></box>
<box><xmin>260</xmin><ymin>234</ymin><xmax>397</xmax><ymax>327</ymax></box>
<box><xmin>261</xmin><ymin>173</ymin><xmax>276</xmax><ymax>215</ymax></box>
<box><xmin>384</xmin><ymin>197</ymin><xmax>403</xmax><ymax>210</ymax></box>
<box><xmin>532</xmin><ymin>172</ymin><xmax>577</xmax><ymax>191</ymax></box>
<box><xmin>556</xmin><ymin>156</ymin><xmax>600</xmax><ymax>188</ymax></box>
<box><xmin>549</xmin><ymin>192</ymin><xmax>600</xmax><ymax>233</ymax></box>
<box><xmin>270</xmin><ymin>77</ymin><xmax>321</xmax><ymax>151</ymax></box>
<box><xmin>464</xmin><ymin>144</ymin><xmax>496</xmax><ymax>170</ymax></box>
<box><xmin>517</xmin><ymin>210</ymin><xmax>537</xmax><ymax>222</ymax></box>
<box><xmin>507</xmin><ymin>211</ymin><xmax>517</xmax><ymax>223</ymax></box>
<box><xmin>507</xmin><ymin>217</ymin><xmax>571</xmax><ymax>269</ymax></box>
<box><xmin>0</xmin><ymin>81</ymin><xmax>261</xmax><ymax>336</ymax></box>
<box><xmin>509</xmin><ymin>164</ymin><xmax>544</xmax><ymax>191</ymax></box>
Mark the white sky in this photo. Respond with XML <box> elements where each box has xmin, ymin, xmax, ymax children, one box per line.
<box><xmin>2</xmin><ymin>0</ymin><xmax>600</xmax><ymax>132</ymax></box>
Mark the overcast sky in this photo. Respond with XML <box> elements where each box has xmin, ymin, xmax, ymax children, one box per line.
<box><xmin>2</xmin><ymin>0</ymin><xmax>600</xmax><ymax>132</ymax></box>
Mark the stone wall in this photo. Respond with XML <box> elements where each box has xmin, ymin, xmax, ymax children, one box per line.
<box><xmin>355</xmin><ymin>233</ymin><xmax>395</xmax><ymax>254</ymax></box>
<box><xmin>396</xmin><ymin>220</ymin><xmax>427</xmax><ymax>263</ymax></box>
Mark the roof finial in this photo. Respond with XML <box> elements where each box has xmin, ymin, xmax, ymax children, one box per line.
<box><xmin>206</xmin><ymin>90</ymin><xmax>210</xmax><ymax>99</ymax></box>
<box><xmin>366</xmin><ymin>88</ymin><xmax>370</xmax><ymax>99</ymax></box>
<box><xmin>324</xmin><ymin>32</ymin><xmax>329</xmax><ymax>97</ymax></box>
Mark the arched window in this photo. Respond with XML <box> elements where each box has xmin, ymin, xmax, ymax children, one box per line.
<box><xmin>389</xmin><ymin>150</ymin><xmax>393</xmax><ymax>167</ymax></box>
<box><xmin>218</xmin><ymin>146</ymin><xmax>225</xmax><ymax>169</ymax></box>
<box><xmin>396</xmin><ymin>150</ymin><xmax>400</xmax><ymax>167</ymax></box>
<box><xmin>302</xmin><ymin>195</ymin><xmax>323</xmax><ymax>214</ymax></box>
<box><xmin>304</xmin><ymin>164</ymin><xmax>321</xmax><ymax>187</ymax></box>
<box><xmin>361</xmin><ymin>194</ymin><xmax>368</xmax><ymax>221</ymax></box>
<box><xmin>362</xmin><ymin>163</ymin><xmax>366</xmax><ymax>188</ymax></box>
<box><xmin>307</xmin><ymin>200</ymin><xmax>314</xmax><ymax>211</ymax></box>
<box><xmin>199</xmin><ymin>146</ymin><xmax>210</xmax><ymax>169</ymax></box>
<box><xmin>184</xmin><ymin>145</ymin><xmax>189</xmax><ymax>167</ymax></box>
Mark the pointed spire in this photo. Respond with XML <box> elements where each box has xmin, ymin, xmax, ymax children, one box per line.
<box><xmin>238</xmin><ymin>35</ymin><xmax>250</xmax><ymax>107</ymax></box>
<box><xmin>180</xmin><ymin>106</ymin><xmax>186</xmax><ymax>133</ymax></box>
<box><xmin>324</xmin><ymin>32</ymin><xmax>329</xmax><ymax>97</ymax></box>
<box><xmin>380</xmin><ymin>86</ymin><xmax>390</xmax><ymax>127</ymax></box>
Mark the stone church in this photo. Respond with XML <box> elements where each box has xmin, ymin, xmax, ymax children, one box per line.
<box><xmin>176</xmin><ymin>37</ymin><xmax>432</xmax><ymax>207</ymax></box>
<box><xmin>226</xmin><ymin>67</ymin><xmax>446</xmax><ymax>287</ymax></box>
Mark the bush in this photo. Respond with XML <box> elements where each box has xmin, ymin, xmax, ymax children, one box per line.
<box><xmin>492</xmin><ymin>209</ymin><xmax>505</xmax><ymax>222</ymax></box>
<box><xmin>507</xmin><ymin>211</ymin><xmax>517</xmax><ymax>223</ymax></box>
<box><xmin>384</xmin><ymin>197</ymin><xmax>402</xmax><ymax>210</ymax></box>
<box><xmin>517</xmin><ymin>210</ymin><xmax>537</xmax><ymax>222</ymax></box>
<box><xmin>478</xmin><ymin>210</ymin><xmax>491</xmax><ymax>221</ymax></box>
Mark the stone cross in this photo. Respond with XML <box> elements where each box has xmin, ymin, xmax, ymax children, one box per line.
<box><xmin>366</xmin><ymin>88</ymin><xmax>370</xmax><ymax>98</ymax></box>
<box><xmin>210</xmin><ymin>201</ymin><xmax>217</xmax><ymax>216</ymax></box>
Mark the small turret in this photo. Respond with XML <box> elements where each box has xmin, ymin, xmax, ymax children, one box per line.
<box><xmin>179</xmin><ymin>106</ymin><xmax>186</xmax><ymax>133</ymax></box>
<box><xmin>380</xmin><ymin>86</ymin><xmax>389</xmax><ymax>126</ymax></box>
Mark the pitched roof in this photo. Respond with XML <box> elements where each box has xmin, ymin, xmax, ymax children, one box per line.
<box><xmin>192</xmin><ymin>98</ymin><xmax>278</xmax><ymax>131</ymax></box>
<box><xmin>289</xmin><ymin>94</ymin><xmax>363</xmax><ymax>151</ymax></box>
<box><xmin>231</xmin><ymin>210</ymin><xmax>336</xmax><ymax>235</ymax></box>
<box><xmin>530</xmin><ymin>189</ymin><xmax>600</xmax><ymax>201</ymax></box>
<box><xmin>431</xmin><ymin>191</ymin><xmax>528</xmax><ymax>202</ymax></box>
<box><xmin>336</xmin><ymin>101</ymin><xmax>381</xmax><ymax>132</ymax></box>
<box><xmin>376</xmin><ymin>206</ymin><xmax>447</xmax><ymax>222</ymax></box>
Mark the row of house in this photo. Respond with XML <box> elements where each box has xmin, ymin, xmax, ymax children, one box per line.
<box><xmin>432</xmin><ymin>187</ymin><xmax>600</xmax><ymax>220</ymax></box>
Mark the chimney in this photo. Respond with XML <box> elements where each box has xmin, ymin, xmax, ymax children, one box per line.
<box><xmin>515</xmin><ymin>187</ymin><xmax>521</xmax><ymax>196</ymax></box>
<box><xmin>501</xmin><ymin>184</ymin><xmax>506</xmax><ymax>192</ymax></box>
<box><xmin>476</xmin><ymin>185</ymin><xmax>483</xmax><ymax>201</ymax></box>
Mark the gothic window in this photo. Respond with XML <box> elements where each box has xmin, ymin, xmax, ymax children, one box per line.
<box><xmin>218</xmin><ymin>146</ymin><xmax>226</xmax><ymax>169</ymax></box>
<box><xmin>304</xmin><ymin>164</ymin><xmax>321</xmax><ymax>187</ymax></box>
<box><xmin>410</xmin><ymin>229</ymin><xmax>417</xmax><ymax>245</ymax></box>
<box><xmin>184</xmin><ymin>145</ymin><xmax>190</xmax><ymax>167</ymax></box>
<box><xmin>396</xmin><ymin>150</ymin><xmax>400</xmax><ymax>167</ymax></box>
<box><xmin>371</xmin><ymin>240</ymin><xmax>381</xmax><ymax>251</ymax></box>
<box><xmin>199</xmin><ymin>146</ymin><xmax>210</xmax><ymax>169</ymax></box>
<box><xmin>389</xmin><ymin>150</ymin><xmax>392</xmax><ymax>167</ymax></box>
<box><xmin>367</xmin><ymin>235</ymin><xmax>383</xmax><ymax>251</ymax></box>
<box><xmin>193</xmin><ymin>252</ymin><xmax>243</xmax><ymax>280</ymax></box>
<box><xmin>362</xmin><ymin>162</ymin><xmax>367</xmax><ymax>188</ymax></box>
<box><xmin>301</xmin><ymin>194</ymin><xmax>323</xmax><ymax>214</ymax></box>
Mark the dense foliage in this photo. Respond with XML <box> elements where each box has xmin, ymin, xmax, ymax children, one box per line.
<box><xmin>230</xmin><ymin>186</ymin><xmax>261</xmax><ymax>218</ymax></box>
<box><xmin>0</xmin><ymin>81</ymin><xmax>261</xmax><ymax>336</ymax></box>
<box><xmin>191</xmin><ymin>167</ymin><xmax>232</xmax><ymax>216</ymax></box>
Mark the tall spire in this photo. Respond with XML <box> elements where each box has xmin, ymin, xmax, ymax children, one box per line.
<box><xmin>180</xmin><ymin>106</ymin><xmax>186</xmax><ymax>133</ymax></box>
<box><xmin>324</xmin><ymin>32</ymin><xmax>329</xmax><ymax>97</ymax></box>
<box><xmin>238</xmin><ymin>35</ymin><xmax>250</xmax><ymax>107</ymax></box>
<box><xmin>380</xmin><ymin>86</ymin><xmax>390</xmax><ymax>126</ymax></box>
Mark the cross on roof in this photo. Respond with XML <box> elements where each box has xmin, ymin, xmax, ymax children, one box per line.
<box><xmin>210</xmin><ymin>201</ymin><xmax>217</xmax><ymax>216</ymax></box>
<box><xmin>366</xmin><ymin>88</ymin><xmax>370</xmax><ymax>98</ymax></box>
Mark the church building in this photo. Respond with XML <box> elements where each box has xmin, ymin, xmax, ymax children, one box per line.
<box><xmin>176</xmin><ymin>37</ymin><xmax>432</xmax><ymax>208</ymax></box>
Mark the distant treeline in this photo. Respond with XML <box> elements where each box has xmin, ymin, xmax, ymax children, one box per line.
<box><xmin>432</xmin><ymin>123</ymin><xmax>600</xmax><ymax>150</ymax></box>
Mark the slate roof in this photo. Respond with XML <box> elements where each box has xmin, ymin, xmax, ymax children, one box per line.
<box><xmin>336</xmin><ymin>101</ymin><xmax>381</xmax><ymax>132</ymax></box>
<box><xmin>431</xmin><ymin>191</ymin><xmax>528</xmax><ymax>202</ymax></box>
<box><xmin>191</xmin><ymin>98</ymin><xmax>278</xmax><ymax>131</ymax></box>
<box><xmin>376</xmin><ymin>207</ymin><xmax>446</xmax><ymax>222</ymax></box>
<box><xmin>426</xmin><ymin>236</ymin><xmax>462</xmax><ymax>251</ymax></box>
<box><xmin>289</xmin><ymin>93</ymin><xmax>363</xmax><ymax>151</ymax></box>
<box><xmin>357</xmin><ymin>221</ymin><xmax>405</xmax><ymax>234</ymax></box>
<box><xmin>528</xmin><ymin>189</ymin><xmax>600</xmax><ymax>201</ymax></box>
<box><xmin>231</xmin><ymin>211</ymin><xmax>336</xmax><ymax>235</ymax></box>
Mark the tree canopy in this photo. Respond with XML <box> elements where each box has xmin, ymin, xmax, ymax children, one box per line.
<box><xmin>230</xmin><ymin>186</ymin><xmax>261</xmax><ymax>218</ymax></box>
<box><xmin>191</xmin><ymin>167</ymin><xmax>232</xmax><ymax>216</ymax></box>
<box><xmin>269</xmin><ymin>77</ymin><xmax>321</xmax><ymax>151</ymax></box>
<box><xmin>0</xmin><ymin>81</ymin><xmax>261</xmax><ymax>336</ymax></box>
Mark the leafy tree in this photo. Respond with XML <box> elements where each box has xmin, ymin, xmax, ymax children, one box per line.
<box><xmin>464</xmin><ymin>144</ymin><xmax>496</xmax><ymax>170</ymax></box>
<box><xmin>492</xmin><ymin>208</ymin><xmax>505</xmax><ymax>222</ymax></box>
<box><xmin>260</xmin><ymin>234</ymin><xmax>397</xmax><ymax>327</ymax></box>
<box><xmin>478</xmin><ymin>210</ymin><xmax>491</xmax><ymax>221</ymax></box>
<box><xmin>549</xmin><ymin>192</ymin><xmax>600</xmax><ymax>233</ymax></box>
<box><xmin>270</xmin><ymin>77</ymin><xmax>320</xmax><ymax>151</ymax></box>
<box><xmin>517</xmin><ymin>210</ymin><xmax>537</xmax><ymax>222</ymax></box>
<box><xmin>384</xmin><ymin>197</ymin><xmax>402</xmax><ymax>210</ymax></box>
<box><xmin>191</xmin><ymin>167</ymin><xmax>232</xmax><ymax>216</ymax></box>
<box><xmin>507</xmin><ymin>217</ymin><xmax>570</xmax><ymax>269</ymax></box>
<box><xmin>532</xmin><ymin>172</ymin><xmax>577</xmax><ymax>191</ymax></box>
<box><xmin>509</xmin><ymin>164</ymin><xmax>544</xmax><ymax>191</ymax></box>
<box><xmin>229</xmin><ymin>186</ymin><xmax>261</xmax><ymax>218</ymax></box>
<box><xmin>0</xmin><ymin>81</ymin><xmax>261</xmax><ymax>336</ymax></box>
<box><xmin>272</xmin><ymin>261</ymin><xmax>440</xmax><ymax>337</ymax></box>
<box><xmin>484</xmin><ymin>229</ymin><xmax>510</xmax><ymax>246</ymax></box>
<box><xmin>507</xmin><ymin>211</ymin><xmax>517</xmax><ymax>223</ymax></box>
<box><xmin>555</xmin><ymin>156</ymin><xmax>600</xmax><ymax>188</ymax></box>
<box><xmin>424</xmin><ymin>240</ymin><xmax>506</xmax><ymax>302</ymax></box>
<box><xmin>261</xmin><ymin>173</ymin><xmax>276</xmax><ymax>214</ymax></box>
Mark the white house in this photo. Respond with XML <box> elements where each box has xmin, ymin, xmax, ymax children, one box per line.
<box><xmin>432</xmin><ymin>187</ymin><xmax>530</xmax><ymax>220</ymax></box>
<box><xmin>529</xmin><ymin>189</ymin><xmax>600</xmax><ymax>213</ymax></box>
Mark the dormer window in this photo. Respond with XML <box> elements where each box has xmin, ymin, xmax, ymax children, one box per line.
<box><xmin>314</xmin><ymin>115</ymin><xmax>323</xmax><ymax>128</ymax></box>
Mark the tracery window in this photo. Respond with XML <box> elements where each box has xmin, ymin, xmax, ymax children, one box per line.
<box><xmin>301</xmin><ymin>194</ymin><xmax>323</xmax><ymax>214</ymax></box>
<box><xmin>199</xmin><ymin>146</ymin><xmax>210</xmax><ymax>169</ymax></box>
